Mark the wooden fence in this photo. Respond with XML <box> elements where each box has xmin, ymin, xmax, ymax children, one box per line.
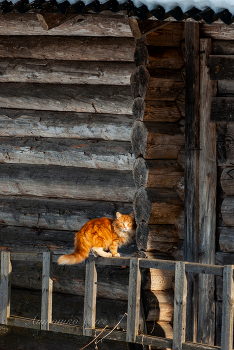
<box><xmin>0</xmin><ymin>251</ymin><xmax>233</xmax><ymax>350</ymax></box>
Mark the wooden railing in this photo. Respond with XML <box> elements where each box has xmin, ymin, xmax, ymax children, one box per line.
<box><xmin>0</xmin><ymin>251</ymin><xmax>233</xmax><ymax>350</ymax></box>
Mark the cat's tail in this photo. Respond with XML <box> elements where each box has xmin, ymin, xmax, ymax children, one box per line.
<box><xmin>58</xmin><ymin>249</ymin><xmax>89</xmax><ymax>265</ymax></box>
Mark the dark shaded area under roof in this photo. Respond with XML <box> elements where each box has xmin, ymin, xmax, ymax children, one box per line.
<box><xmin>0</xmin><ymin>0</ymin><xmax>233</xmax><ymax>25</ymax></box>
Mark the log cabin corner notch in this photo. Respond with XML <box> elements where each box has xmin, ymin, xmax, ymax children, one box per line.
<box><xmin>0</xmin><ymin>8</ymin><xmax>234</xmax><ymax>350</ymax></box>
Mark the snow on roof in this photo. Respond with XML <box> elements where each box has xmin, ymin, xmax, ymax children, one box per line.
<box><xmin>0</xmin><ymin>0</ymin><xmax>234</xmax><ymax>24</ymax></box>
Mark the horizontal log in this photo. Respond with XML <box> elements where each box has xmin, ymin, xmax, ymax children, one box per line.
<box><xmin>132</xmin><ymin>98</ymin><xmax>181</xmax><ymax>122</ymax></box>
<box><xmin>147</xmin><ymin>68</ymin><xmax>184</xmax><ymax>81</ymax></box>
<box><xmin>219</xmin><ymin>227</ymin><xmax>234</xmax><ymax>253</ymax></box>
<box><xmin>218</xmin><ymin>80</ymin><xmax>234</xmax><ymax>96</ymax></box>
<box><xmin>145</xmin><ymin>78</ymin><xmax>184</xmax><ymax>101</ymax></box>
<box><xmin>133</xmin><ymin>158</ymin><xmax>184</xmax><ymax>188</ymax></box>
<box><xmin>0</xmin><ymin>137</ymin><xmax>134</xmax><ymax>171</ymax></box>
<box><xmin>220</xmin><ymin>167</ymin><xmax>234</xmax><ymax>195</ymax></box>
<box><xmin>0</xmin><ymin>109</ymin><xmax>133</xmax><ymax>141</ymax></box>
<box><xmin>145</xmin><ymin>23</ymin><xmax>184</xmax><ymax>47</ymax></box>
<box><xmin>201</xmin><ymin>23</ymin><xmax>234</xmax><ymax>40</ymax></box>
<box><xmin>147</xmin><ymin>47</ymin><xmax>184</xmax><ymax>70</ymax></box>
<box><xmin>209</xmin><ymin>55</ymin><xmax>234</xmax><ymax>81</ymax></box>
<box><xmin>211</xmin><ymin>97</ymin><xmax>234</xmax><ymax>123</ymax></box>
<box><xmin>133</xmin><ymin>187</ymin><xmax>184</xmax><ymax>225</ymax></box>
<box><xmin>0</xmin><ymin>36</ymin><xmax>135</xmax><ymax>61</ymax></box>
<box><xmin>216</xmin><ymin>252</ymin><xmax>234</xmax><ymax>266</ymax></box>
<box><xmin>8</xmin><ymin>260</ymin><xmax>174</xmax><ymax>299</ymax></box>
<box><xmin>136</xmin><ymin>221</ymin><xmax>180</xmax><ymax>252</ymax></box>
<box><xmin>0</xmin><ymin>83</ymin><xmax>132</xmax><ymax>114</ymax></box>
<box><xmin>0</xmin><ymin>164</ymin><xmax>135</xmax><ymax>202</ymax></box>
<box><xmin>212</xmin><ymin>40</ymin><xmax>234</xmax><ymax>55</ymax></box>
<box><xmin>221</xmin><ymin>196</ymin><xmax>234</xmax><ymax>226</ymax></box>
<box><xmin>0</xmin><ymin>13</ymin><xmax>133</xmax><ymax>37</ymax></box>
<box><xmin>131</xmin><ymin>121</ymin><xmax>184</xmax><ymax>159</ymax></box>
<box><xmin>0</xmin><ymin>196</ymin><xmax>133</xmax><ymax>231</ymax></box>
<box><xmin>0</xmin><ymin>59</ymin><xmax>135</xmax><ymax>85</ymax></box>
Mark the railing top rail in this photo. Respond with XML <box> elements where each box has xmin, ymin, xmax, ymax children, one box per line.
<box><xmin>6</xmin><ymin>252</ymin><xmax>225</xmax><ymax>276</ymax></box>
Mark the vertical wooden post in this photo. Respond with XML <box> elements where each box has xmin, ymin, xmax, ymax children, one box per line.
<box><xmin>221</xmin><ymin>265</ymin><xmax>234</xmax><ymax>350</ymax></box>
<box><xmin>83</xmin><ymin>255</ymin><xmax>97</xmax><ymax>337</ymax></box>
<box><xmin>184</xmin><ymin>22</ymin><xmax>200</xmax><ymax>343</ymax></box>
<box><xmin>173</xmin><ymin>262</ymin><xmax>187</xmax><ymax>350</ymax></box>
<box><xmin>197</xmin><ymin>38</ymin><xmax>217</xmax><ymax>345</ymax></box>
<box><xmin>126</xmin><ymin>257</ymin><xmax>141</xmax><ymax>343</ymax></box>
<box><xmin>0</xmin><ymin>252</ymin><xmax>11</xmax><ymax>325</ymax></box>
<box><xmin>41</xmin><ymin>252</ymin><xmax>53</xmax><ymax>331</ymax></box>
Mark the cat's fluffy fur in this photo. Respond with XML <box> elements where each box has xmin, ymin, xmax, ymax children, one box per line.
<box><xmin>58</xmin><ymin>212</ymin><xmax>136</xmax><ymax>265</ymax></box>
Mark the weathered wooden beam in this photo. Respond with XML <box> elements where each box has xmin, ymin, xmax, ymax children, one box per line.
<box><xmin>0</xmin><ymin>196</ymin><xmax>133</xmax><ymax>231</ymax></box>
<box><xmin>145</xmin><ymin>79</ymin><xmax>184</xmax><ymax>101</ymax></box>
<box><xmin>126</xmin><ymin>258</ymin><xmax>141</xmax><ymax>343</ymax></box>
<box><xmin>173</xmin><ymin>262</ymin><xmax>187</xmax><ymax>350</ymax></box>
<box><xmin>209</xmin><ymin>55</ymin><xmax>234</xmax><ymax>81</ymax></box>
<box><xmin>133</xmin><ymin>187</ymin><xmax>184</xmax><ymax>225</ymax></box>
<box><xmin>83</xmin><ymin>256</ymin><xmax>97</xmax><ymax>337</ymax></box>
<box><xmin>212</xmin><ymin>40</ymin><xmax>234</xmax><ymax>55</ymax></box>
<box><xmin>133</xmin><ymin>158</ymin><xmax>184</xmax><ymax>189</ymax></box>
<box><xmin>41</xmin><ymin>252</ymin><xmax>53</xmax><ymax>331</ymax></box>
<box><xmin>220</xmin><ymin>167</ymin><xmax>234</xmax><ymax>195</ymax></box>
<box><xmin>0</xmin><ymin>59</ymin><xmax>135</xmax><ymax>85</ymax></box>
<box><xmin>138</xmin><ymin>20</ymin><xmax>170</xmax><ymax>37</ymax></box>
<box><xmin>145</xmin><ymin>23</ymin><xmax>184</xmax><ymax>47</ymax></box>
<box><xmin>201</xmin><ymin>23</ymin><xmax>234</xmax><ymax>40</ymax></box>
<box><xmin>219</xmin><ymin>227</ymin><xmax>234</xmax><ymax>252</ymax></box>
<box><xmin>132</xmin><ymin>98</ymin><xmax>181</xmax><ymax>122</ymax></box>
<box><xmin>0</xmin><ymin>83</ymin><xmax>132</xmax><ymax>114</ymax></box>
<box><xmin>0</xmin><ymin>251</ymin><xmax>12</xmax><ymax>325</ymax></box>
<box><xmin>0</xmin><ymin>36</ymin><xmax>135</xmax><ymax>61</ymax></box>
<box><xmin>0</xmin><ymin>164</ymin><xmax>135</xmax><ymax>202</ymax></box>
<box><xmin>36</xmin><ymin>13</ymin><xmax>73</xmax><ymax>31</ymax></box>
<box><xmin>221</xmin><ymin>197</ymin><xmax>234</xmax><ymax>226</ymax></box>
<box><xmin>197</xmin><ymin>38</ymin><xmax>217</xmax><ymax>345</ymax></box>
<box><xmin>131</xmin><ymin>121</ymin><xmax>184</xmax><ymax>159</ymax></box>
<box><xmin>147</xmin><ymin>47</ymin><xmax>185</xmax><ymax>70</ymax></box>
<box><xmin>211</xmin><ymin>97</ymin><xmax>234</xmax><ymax>123</ymax></box>
<box><xmin>221</xmin><ymin>265</ymin><xmax>234</xmax><ymax>350</ymax></box>
<box><xmin>0</xmin><ymin>13</ymin><xmax>133</xmax><ymax>37</ymax></box>
<box><xmin>184</xmin><ymin>22</ymin><xmax>200</xmax><ymax>343</ymax></box>
<box><xmin>0</xmin><ymin>109</ymin><xmax>133</xmax><ymax>141</ymax></box>
<box><xmin>0</xmin><ymin>137</ymin><xmax>134</xmax><ymax>171</ymax></box>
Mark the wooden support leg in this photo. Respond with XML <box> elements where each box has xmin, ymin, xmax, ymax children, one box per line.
<box><xmin>0</xmin><ymin>251</ymin><xmax>11</xmax><ymax>325</ymax></box>
<box><xmin>41</xmin><ymin>252</ymin><xmax>53</xmax><ymax>331</ymax></box>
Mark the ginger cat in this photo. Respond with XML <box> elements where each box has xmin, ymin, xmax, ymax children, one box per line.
<box><xmin>58</xmin><ymin>212</ymin><xmax>136</xmax><ymax>265</ymax></box>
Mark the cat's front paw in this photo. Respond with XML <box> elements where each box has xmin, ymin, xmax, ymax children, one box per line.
<box><xmin>105</xmin><ymin>252</ymin><xmax>112</xmax><ymax>257</ymax></box>
<box><xmin>113</xmin><ymin>253</ymin><xmax>120</xmax><ymax>257</ymax></box>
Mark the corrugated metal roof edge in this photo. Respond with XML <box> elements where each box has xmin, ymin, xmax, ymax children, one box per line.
<box><xmin>0</xmin><ymin>0</ymin><xmax>232</xmax><ymax>25</ymax></box>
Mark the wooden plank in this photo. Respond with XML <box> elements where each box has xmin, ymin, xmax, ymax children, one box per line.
<box><xmin>50</xmin><ymin>323</ymin><xmax>83</xmax><ymax>335</ymax></box>
<box><xmin>145</xmin><ymin>23</ymin><xmax>184</xmax><ymax>47</ymax></box>
<box><xmin>0</xmin><ymin>251</ymin><xmax>12</xmax><ymax>324</ymax></box>
<box><xmin>11</xmin><ymin>252</ymin><xmax>43</xmax><ymax>262</ymax></box>
<box><xmin>182</xmin><ymin>343</ymin><xmax>220</xmax><ymax>350</ymax></box>
<box><xmin>184</xmin><ymin>22</ymin><xmax>200</xmax><ymax>343</ymax></box>
<box><xmin>0</xmin><ymin>109</ymin><xmax>133</xmax><ymax>141</ymax></box>
<box><xmin>0</xmin><ymin>83</ymin><xmax>133</xmax><ymax>114</ymax></box>
<box><xmin>136</xmin><ymin>334</ymin><xmax>172</xmax><ymax>348</ymax></box>
<box><xmin>173</xmin><ymin>262</ymin><xmax>187</xmax><ymax>350</ymax></box>
<box><xmin>0</xmin><ymin>59</ymin><xmax>135</xmax><ymax>85</ymax></box>
<box><xmin>212</xmin><ymin>40</ymin><xmax>234</xmax><ymax>55</ymax></box>
<box><xmin>221</xmin><ymin>265</ymin><xmax>234</xmax><ymax>350</ymax></box>
<box><xmin>131</xmin><ymin>121</ymin><xmax>184</xmax><ymax>159</ymax></box>
<box><xmin>0</xmin><ymin>137</ymin><xmax>134</xmax><ymax>171</ymax></box>
<box><xmin>0</xmin><ymin>36</ymin><xmax>135</xmax><ymax>61</ymax></box>
<box><xmin>41</xmin><ymin>252</ymin><xmax>53</xmax><ymax>331</ymax></box>
<box><xmin>0</xmin><ymin>13</ymin><xmax>133</xmax><ymax>37</ymax></box>
<box><xmin>8</xmin><ymin>316</ymin><xmax>40</xmax><ymax>330</ymax></box>
<box><xmin>211</xmin><ymin>97</ymin><xmax>234</xmax><ymax>123</ymax></box>
<box><xmin>209</xmin><ymin>55</ymin><xmax>234</xmax><ymax>81</ymax></box>
<box><xmin>0</xmin><ymin>164</ymin><xmax>135</xmax><ymax>202</ymax></box>
<box><xmin>201</xmin><ymin>23</ymin><xmax>234</xmax><ymax>40</ymax></box>
<box><xmin>0</xmin><ymin>196</ymin><xmax>133</xmax><ymax>231</ymax></box>
<box><xmin>133</xmin><ymin>158</ymin><xmax>184</xmax><ymax>189</ymax></box>
<box><xmin>83</xmin><ymin>255</ymin><xmax>97</xmax><ymax>337</ymax></box>
<box><xmin>133</xmin><ymin>187</ymin><xmax>184</xmax><ymax>225</ymax></box>
<box><xmin>132</xmin><ymin>99</ymin><xmax>181</xmax><ymax>122</ymax></box>
<box><xmin>147</xmin><ymin>46</ymin><xmax>184</xmax><ymax>70</ymax></box>
<box><xmin>145</xmin><ymin>78</ymin><xmax>184</xmax><ymax>101</ymax></box>
<box><xmin>197</xmin><ymin>38</ymin><xmax>216</xmax><ymax>345</ymax></box>
<box><xmin>126</xmin><ymin>257</ymin><xmax>141</xmax><ymax>343</ymax></box>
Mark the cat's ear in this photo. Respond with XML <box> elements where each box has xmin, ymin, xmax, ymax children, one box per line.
<box><xmin>116</xmin><ymin>212</ymin><xmax>122</xmax><ymax>219</ymax></box>
<box><xmin>130</xmin><ymin>212</ymin><xmax>135</xmax><ymax>218</ymax></box>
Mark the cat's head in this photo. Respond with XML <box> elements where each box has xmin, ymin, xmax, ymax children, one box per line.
<box><xmin>115</xmin><ymin>212</ymin><xmax>135</xmax><ymax>234</ymax></box>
